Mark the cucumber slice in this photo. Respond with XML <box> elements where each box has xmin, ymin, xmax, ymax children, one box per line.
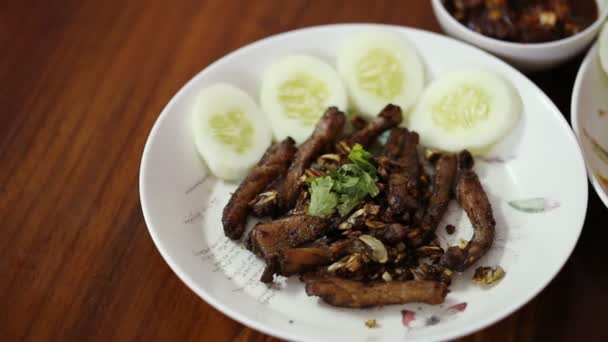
<box><xmin>408</xmin><ymin>68</ymin><xmax>521</xmax><ymax>153</ymax></box>
<box><xmin>336</xmin><ymin>30</ymin><xmax>425</xmax><ymax>119</ymax></box>
<box><xmin>260</xmin><ymin>54</ymin><xmax>347</xmax><ymax>144</ymax></box>
<box><xmin>192</xmin><ymin>83</ymin><xmax>272</xmax><ymax>181</ymax></box>
<box><xmin>600</xmin><ymin>22</ymin><xmax>608</xmax><ymax>76</ymax></box>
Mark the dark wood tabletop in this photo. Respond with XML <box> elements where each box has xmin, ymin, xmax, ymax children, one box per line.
<box><xmin>2</xmin><ymin>0</ymin><xmax>607</xmax><ymax>341</ymax></box>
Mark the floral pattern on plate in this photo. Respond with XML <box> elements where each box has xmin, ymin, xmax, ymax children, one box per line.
<box><xmin>508</xmin><ymin>198</ymin><xmax>560</xmax><ymax>213</ymax></box>
<box><xmin>401</xmin><ymin>303</ymin><xmax>467</xmax><ymax>329</ymax></box>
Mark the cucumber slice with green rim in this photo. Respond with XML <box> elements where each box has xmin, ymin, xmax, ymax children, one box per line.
<box><xmin>260</xmin><ymin>54</ymin><xmax>347</xmax><ymax>144</ymax></box>
<box><xmin>193</xmin><ymin>83</ymin><xmax>272</xmax><ymax>181</ymax></box>
<box><xmin>408</xmin><ymin>68</ymin><xmax>521</xmax><ymax>154</ymax></box>
<box><xmin>336</xmin><ymin>30</ymin><xmax>425</xmax><ymax>119</ymax></box>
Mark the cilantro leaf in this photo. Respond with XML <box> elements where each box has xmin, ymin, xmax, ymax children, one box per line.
<box><xmin>357</xmin><ymin>171</ymin><xmax>380</xmax><ymax>197</ymax></box>
<box><xmin>335</xmin><ymin>168</ymin><xmax>379</xmax><ymax>216</ymax></box>
<box><xmin>308</xmin><ymin>176</ymin><xmax>338</xmax><ymax>217</ymax></box>
<box><xmin>307</xmin><ymin>145</ymin><xmax>380</xmax><ymax>217</ymax></box>
<box><xmin>337</xmin><ymin>193</ymin><xmax>360</xmax><ymax>216</ymax></box>
<box><xmin>348</xmin><ymin>143</ymin><xmax>376</xmax><ymax>174</ymax></box>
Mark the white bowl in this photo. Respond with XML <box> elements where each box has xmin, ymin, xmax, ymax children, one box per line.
<box><xmin>571</xmin><ymin>42</ymin><xmax>608</xmax><ymax>208</ymax></box>
<box><xmin>431</xmin><ymin>0</ymin><xmax>608</xmax><ymax>71</ymax></box>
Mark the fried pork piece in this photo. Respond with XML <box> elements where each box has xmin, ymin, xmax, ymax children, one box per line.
<box><xmin>277</xmin><ymin>238</ymin><xmax>366</xmax><ymax>276</ymax></box>
<box><xmin>377</xmin><ymin>127</ymin><xmax>406</xmax><ymax>172</ymax></box>
<box><xmin>279</xmin><ymin>107</ymin><xmax>346</xmax><ymax>211</ymax></box>
<box><xmin>410</xmin><ymin>154</ymin><xmax>457</xmax><ymax>247</ymax></box>
<box><xmin>337</xmin><ymin>104</ymin><xmax>402</xmax><ymax>153</ymax></box>
<box><xmin>248</xmin><ymin>214</ymin><xmax>332</xmax><ymax>260</ymax></box>
<box><xmin>222</xmin><ymin>138</ymin><xmax>297</xmax><ymax>239</ymax></box>
<box><xmin>386</xmin><ymin>128</ymin><xmax>422</xmax><ymax>217</ymax></box>
<box><xmin>350</xmin><ymin>115</ymin><xmax>368</xmax><ymax>130</ymax></box>
<box><xmin>441</xmin><ymin>151</ymin><xmax>496</xmax><ymax>271</ymax></box>
<box><xmin>369</xmin><ymin>223</ymin><xmax>410</xmax><ymax>245</ymax></box>
<box><xmin>376</xmin><ymin>128</ymin><xmax>407</xmax><ymax>219</ymax></box>
<box><xmin>303</xmin><ymin>275</ymin><xmax>448</xmax><ymax>308</ymax></box>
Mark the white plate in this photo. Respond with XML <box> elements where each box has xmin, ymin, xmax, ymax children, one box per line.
<box><xmin>140</xmin><ymin>24</ymin><xmax>588</xmax><ymax>342</ymax></box>
<box><xmin>572</xmin><ymin>43</ymin><xmax>608</xmax><ymax>208</ymax></box>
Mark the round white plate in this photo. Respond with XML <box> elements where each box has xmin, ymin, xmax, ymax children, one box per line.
<box><xmin>572</xmin><ymin>43</ymin><xmax>608</xmax><ymax>208</ymax></box>
<box><xmin>140</xmin><ymin>24</ymin><xmax>588</xmax><ymax>342</ymax></box>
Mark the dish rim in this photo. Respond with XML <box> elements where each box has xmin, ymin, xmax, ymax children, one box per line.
<box><xmin>571</xmin><ymin>43</ymin><xmax>608</xmax><ymax>208</ymax></box>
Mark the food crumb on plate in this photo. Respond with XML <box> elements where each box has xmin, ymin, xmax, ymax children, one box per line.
<box><xmin>473</xmin><ymin>266</ymin><xmax>506</xmax><ymax>286</ymax></box>
<box><xmin>365</xmin><ymin>319</ymin><xmax>378</xmax><ymax>328</ymax></box>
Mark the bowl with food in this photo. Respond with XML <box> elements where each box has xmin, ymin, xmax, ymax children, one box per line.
<box><xmin>140</xmin><ymin>24</ymin><xmax>588</xmax><ymax>341</ymax></box>
<box><xmin>431</xmin><ymin>0</ymin><xmax>608</xmax><ymax>71</ymax></box>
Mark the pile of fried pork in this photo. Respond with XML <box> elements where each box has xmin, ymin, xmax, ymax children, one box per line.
<box><xmin>222</xmin><ymin>104</ymin><xmax>496</xmax><ymax>308</ymax></box>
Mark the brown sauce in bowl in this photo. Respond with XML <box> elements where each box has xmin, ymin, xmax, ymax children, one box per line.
<box><xmin>443</xmin><ymin>0</ymin><xmax>598</xmax><ymax>43</ymax></box>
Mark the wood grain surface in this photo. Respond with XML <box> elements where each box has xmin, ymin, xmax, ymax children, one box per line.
<box><xmin>2</xmin><ymin>1</ymin><xmax>607</xmax><ymax>341</ymax></box>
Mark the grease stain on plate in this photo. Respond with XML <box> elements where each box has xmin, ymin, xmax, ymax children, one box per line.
<box><xmin>401</xmin><ymin>302</ymin><xmax>467</xmax><ymax>329</ymax></box>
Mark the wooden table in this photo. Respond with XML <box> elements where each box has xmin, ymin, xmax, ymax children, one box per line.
<box><xmin>2</xmin><ymin>1</ymin><xmax>607</xmax><ymax>341</ymax></box>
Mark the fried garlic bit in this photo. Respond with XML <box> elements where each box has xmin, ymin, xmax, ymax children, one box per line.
<box><xmin>381</xmin><ymin>271</ymin><xmax>393</xmax><ymax>282</ymax></box>
<box><xmin>249</xmin><ymin>190</ymin><xmax>277</xmax><ymax>207</ymax></box>
<box><xmin>365</xmin><ymin>319</ymin><xmax>378</xmax><ymax>328</ymax></box>
<box><xmin>359</xmin><ymin>235</ymin><xmax>388</xmax><ymax>263</ymax></box>
<box><xmin>473</xmin><ymin>265</ymin><xmax>505</xmax><ymax>286</ymax></box>
<box><xmin>327</xmin><ymin>253</ymin><xmax>365</xmax><ymax>273</ymax></box>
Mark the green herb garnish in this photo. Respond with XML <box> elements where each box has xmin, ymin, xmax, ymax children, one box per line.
<box><xmin>308</xmin><ymin>144</ymin><xmax>379</xmax><ymax>217</ymax></box>
<box><xmin>348</xmin><ymin>143</ymin><xmax>376</xmax><ymax>174</ymax></box>
<box><xmin>308</xmin><ymin>176</ymin><xmax>338</xmax><ymax>217</ymax></box>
